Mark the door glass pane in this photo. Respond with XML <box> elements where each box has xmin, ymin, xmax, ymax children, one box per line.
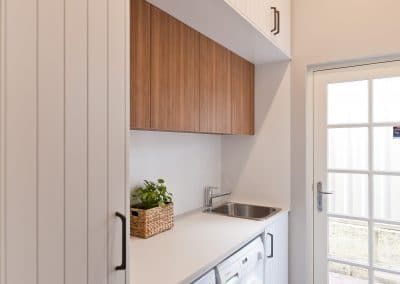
<box><xmin>328</xmin><ymin>173</ymin><xmax>368</xmax><ymax>218</ymax></box>
<box><xmin>329</xmin><ymin>262</ymin><xmax>368</xmax><ymax>284</ymax></box>
<box><xmin>327</xmin><ymin>80</ymin><xmax>369</xmax><ymax>125</ymax></box>
<box><xmin>375</xmin><ymin>270</ymin><xmax>400</xmax><ymax>284</ymax></box>
<box><xmin>373</xmin><ymin>77</ymin><xmax>400</xmax><ymax>123</ymax></box>
<box><xmin>373</xmin><ymin>127</ymin><xmax>400</xmax><ymax>172</ymax></box>
<box><xmin>328</xmin><ymin>128</ymin><xmax>368</xmax><ymax>170</ymax></box>
<box><xmin>374</xmin><ymin>223</ymin><xmax>400</xmax><ymax>271</ymax></box>
<box><xmin>329</xmin><ymin>218</ymin><xmax>368</xmax><ymax>264</ymax></box>
<box><xmin>374</xmin><ymin>175</ymin><xmax>400</xmax><ymax>222</ymax></box>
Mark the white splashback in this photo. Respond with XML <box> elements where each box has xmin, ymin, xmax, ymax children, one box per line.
<box><xmin>130</xmin><ymin>131</ymin><xmax>221</xmax><ymax>215</ymax></box>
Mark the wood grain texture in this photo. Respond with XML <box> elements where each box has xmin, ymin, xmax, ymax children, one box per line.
<box><xmin>199</xmin><ymin>35</ymin><xmax>232</xmax><ymax>134</ymax></box>
<box><xmin>151</xmin><ymin>6</ymin><xmax>200</xmax><ymax>132</ymax></box>
<box><xmin>131</xmin><ymin>0</ymin><xmax>150</xmax><ymax>129</ymax></box>
<box><xmin>231</xmin><ymin>52</ymin><xmax>255</xmax><ymax>135</ymax></box>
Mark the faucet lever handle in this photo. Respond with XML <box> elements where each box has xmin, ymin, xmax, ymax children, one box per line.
<box><xmin>206</xmin><ymin>186</ymin><xmax>219</xmax><ymax>191</ymax></box>
<box><xmin>204</xmin><ymin>186</ymin><xmax>220</xmax><ymax>209</ymax></box>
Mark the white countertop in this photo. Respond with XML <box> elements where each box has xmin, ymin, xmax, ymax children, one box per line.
<box><xmin>130</xmin><ymin>206</ymin><xmax>288</xmax><ymax>284</ymax></box>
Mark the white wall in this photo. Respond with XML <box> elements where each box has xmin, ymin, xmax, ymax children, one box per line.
<box><xmin>130</xmin><ymin>131</ymin><xmax>221</xmax><ymax>215</ymax></box>
<box><xmin>221</xmin><ymin>62</ymin><xmax>291</xmax><ymax>209</ymax></box>
<box><xmin>291</xmin><ymin>1</ymin><xmax>400</xmax><ymax>283</ymax></box>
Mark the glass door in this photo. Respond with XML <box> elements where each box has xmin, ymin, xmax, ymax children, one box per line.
<box><xmin>313</xmin><ymin>61</ymin><xmax>400</xmax><ymax>284</ymax></box>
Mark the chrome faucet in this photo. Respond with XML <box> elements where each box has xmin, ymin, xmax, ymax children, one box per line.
<box><xmin>204</xmin><ymin>186</ymin><xmax>231</xmax><ymax>211</ymax></box>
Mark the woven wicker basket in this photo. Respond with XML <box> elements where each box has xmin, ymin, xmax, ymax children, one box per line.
<box><xmin>130</xmin><ymin>203</ymin><xmax>174</xmax><ymax>238</ymax></box>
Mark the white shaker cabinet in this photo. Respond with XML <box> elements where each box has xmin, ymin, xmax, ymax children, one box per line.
<box><xmin>244</xmin><ymin>0</ymin><xmax>269</xmax><ymax>32</ymax></box>
<box><xmin>226</xmin><ymin>0</ymin><xmax>271</xmax><ymax>35</ymax></box>
<box><xmin>265</xmin><ymin>212</ymin><xmax>289</xmax><ymax>284</ymax></box>
<box><xmin>269</xmin><ymin>0</ymin><xmax>291</xmax><ymax>56</ymax></box>
<box><xmin>225</xmin><ymin>0</ymin><xmax>291</xmax><ymax>57</ymax></box>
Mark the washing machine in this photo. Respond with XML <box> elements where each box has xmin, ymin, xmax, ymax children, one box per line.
<box><xmin>215</xmin><ymin>237</ymin><xmax>264</xmax><ymax>284</ymax></box>
<box><xmin>192</xmin><ymin>269</ymin><xmax>216</xmax><ymax>284</ymax></box>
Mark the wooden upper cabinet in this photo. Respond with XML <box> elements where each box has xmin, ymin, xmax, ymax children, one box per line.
<box><xmin>231</xmin><ymin>52</ymin><xmax>255</xmax><ymax>135</ymax></box>
<box><xmin>131</xmin><ymin>0</ymin><xmax>151</xmax><ymax>129</ymax></box>
<box><xmin>130</xmin><ymin>1</ymin><xmax>254</xmax><ymax>135</ymax></box>
<box><xmin>199</xmin><ymin>35</ymin><xmax>232</xmax><ymax>134</ymax></box>
<box><xmin>150</xmin><ymin>6</ymin><xmax>200</xmax><ymax>132</ymax></box>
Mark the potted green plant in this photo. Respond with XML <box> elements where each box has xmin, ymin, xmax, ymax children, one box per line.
<box><xmin>130</xmin><ymin>179</ymin><xmax>174</xmax><ymax>238</ymax></box>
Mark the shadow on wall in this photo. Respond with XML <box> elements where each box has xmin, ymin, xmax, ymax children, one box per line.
<box><xmin>221</xmin><ymin>61</ymin><xmax>291</xmax><ymax>208</ymax></box>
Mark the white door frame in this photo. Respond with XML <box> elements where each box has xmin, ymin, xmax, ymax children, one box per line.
<box><xmin>305</xmin><ymin>55</ymin><xmax>400</xmax><ymax>284</ymax></box>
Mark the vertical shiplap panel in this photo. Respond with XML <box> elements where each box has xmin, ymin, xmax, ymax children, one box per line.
<box><xmin>88</xmin><ymin>0</ymin><xmax>108</xmax><ymax>283</ymax></box>
<box><xmin>37</xmin><ymin>0</ymin><xmax>65</xmax><ymax>283</ymax></box>
<box><xmin>108</xmin><ymin>0</ymin><xmax>127</xmax><ymax>282</ymax></box>
<box><xmin>65</xmin><ymin>0</ymin><xmax>88</xmax><ymax>283</ymax></box>
<box><xmin>5</xmin><ymin>0</ymin><xmax>38</xmax><ymax>283</ymax></box>
<box><xmin>124</xmin><ymin>0</ymin><xmax>130</xmax><ymax>281</ymax></box>
<box><xmin>1</xmin><ymin>0</ymin><xmax>129</xmax><ymax>283</ymax></box>
<box><xmin>0</xmin><ymin>0</ymin><xmax>6</xmax><ymax>282</ymax></box>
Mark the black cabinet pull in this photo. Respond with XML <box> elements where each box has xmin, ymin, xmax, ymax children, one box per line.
<box><xmin>267</xmin><ymin>233</ymin><xmax>274</xmax><ymax>258</ymax></box>
<box><xmin>270</xmin><ymin>7</ymin><xmax>277</xmax><ymax>33</ymax></box>
<box><xmin>274</xmin><ymin>9</ymin><xmax>280</xmax><ymax>35</ymax></box>
<box><xmin>115</xmin><ymin>212</ymin><xmax>127</xmax><ymax>270</ymax></box>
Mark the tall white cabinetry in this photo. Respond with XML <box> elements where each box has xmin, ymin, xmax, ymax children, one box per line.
<box><xmin>225</xmin><ymin>0</ymin><xmax>291</xmax><ymax>57</ymax></box>
<box><xmin>0</xmin><ymin>0</ymin><xmax>130</xmax><ymax>284</ymax></box>
<box><xmin>265</xmin><ymin>213</ymin><xmax>289</xmax><ymax>284</ymax></box>
<box><xmin>269</xmin><ymin>0</ymin><xmax>291</xmax><ymax>56</ymax></box>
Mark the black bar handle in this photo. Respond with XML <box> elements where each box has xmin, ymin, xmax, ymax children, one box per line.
<box><xmin>274</xmin><ymin>9</ymin><xmax>280</xmax><ymax>35</ymax></box>
<box><xmin>267</xmin><ymin>233</ymin><xmax>274</xmax><ymax>258</ymax></box>
<box><xmin>115</xmin><ymin>212</ymin><xmax>127</xmax><ymax>270</ymax></box>
<box><xmin>270</xmin><ymin>7</ymin><xmax>277</xmax><ymax>33</ymax></box>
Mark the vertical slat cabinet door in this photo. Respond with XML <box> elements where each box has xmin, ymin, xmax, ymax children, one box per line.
<box><xmin>0</xmin><ymin>0</ymin><xmax>5</xmax><ymax>279</ymax></box>
<box><xmin>65</xmin><ymin>0</ymin><xmax>89</xmax><ymax>283</ymax></box>
<box><xmin>131</xmin><ymin>0</ymin><xmax>150</xmax><ymax>129</ymax></box>
<box><xmin>271</xmin><ymin>0</ymin><xmax>291</xmax><ymax>56</ymax></box>
<box><xmin>88</xmin><ymin>0</ymin><xmax>108</xmax><ymax>283</ymax></box>
<box><xmin>108</xmin><ymin>0</ymin><xmax>129</xmax><ymax>283</ymax></box>
<box><xmin>1</xmin><ymin>0</ymin><xmax>129</xmax><ymax>283</ymax></box>
<box><xmin>231</xmin><ymin>53</ymin><xmax>254</xmax><ymax>135</ymax></box>
<box><xmin>257</xmin><ymin>0</ymin><xmax>274</xmax><ymax>37</ymax></box>
<box><xmin>199</xmin><ymin>35</ymin><xmax>231</xmax><ymax>134</ymax></box>
<box><xmin>37</xmin><ymin>0</ymin><xmax>65</xmax><ymax>283</ymax></box>
<box><xmin>4</xmin><ymin>0</ymin><xmax>38</xmax><ymax>283</ymax></box>
<box><xmin>151</xmin><ymin>6</ymin><xmax>200</xmax><ymax>132</ymax></box>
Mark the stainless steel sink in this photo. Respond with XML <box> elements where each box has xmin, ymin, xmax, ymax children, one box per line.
<box><xmin>208</xmin><ymin>202</ymin><xmax>281</xmax><ymax>220</ymax></box>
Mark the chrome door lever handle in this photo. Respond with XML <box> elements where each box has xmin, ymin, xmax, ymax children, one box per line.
<box><xmin>317</xmin><ymin>182</ymin><xmax>334</xmax><ymax>194</ymax></box>
<box><xmin>317</xmin><ymin>182</ymin><xmax>334</xmax><ymax>212</ymax></box>
<box><xmin>319</xmin><ymin>191</ymin><xmax>334</xmax><ymax>195</ymax></box>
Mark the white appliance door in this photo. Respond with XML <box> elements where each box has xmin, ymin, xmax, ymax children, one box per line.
<box><xmin>226</xmin><ymin>275</ymin><xmax>240</xmax><ymax>284</ymax></box>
